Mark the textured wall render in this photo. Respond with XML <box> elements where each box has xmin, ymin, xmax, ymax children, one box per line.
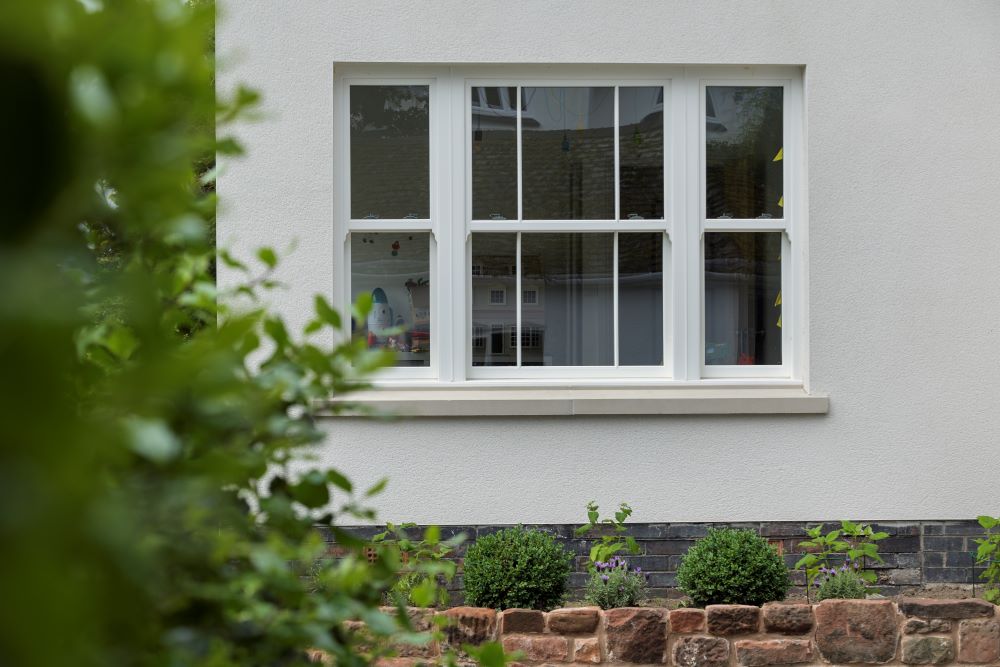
<box><xmin>216</xmin><ymin>1</ymin><xmax>1000</xmax><ymax>524</ymax></box>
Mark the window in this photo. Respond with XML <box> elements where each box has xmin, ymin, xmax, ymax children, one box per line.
<box><xmin>335</xmin><ymin>66</ymin><xmax>802</xmax><ymax>384</ymax></box>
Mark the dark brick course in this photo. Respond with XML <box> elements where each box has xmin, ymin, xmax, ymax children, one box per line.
<box><xmin>326</xmin><ymin>519</ymin><xmax>989</xmax><ymax>601</ymax></box>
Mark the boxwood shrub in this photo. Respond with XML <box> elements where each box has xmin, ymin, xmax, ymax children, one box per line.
<box><xmin>463</xmin><ymin>526</ymin><xmax>572</xmax><ymax>610</ymax></box>
<box><xmin>677</xmin><ymin>528</ymin><xmax>790</xmax><ymax>607</ymax></box>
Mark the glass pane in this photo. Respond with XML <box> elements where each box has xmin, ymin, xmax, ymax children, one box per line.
<box><xmin>471</xmin><ymin>87</ymin><xmax>517</xmax><ymax>221</ymax></box>
<box><xmin>705</xmin><ymin>232</ymin><xmax>781</xmax><ymax>366</ymax></box>
<box><xmin>471</xmin><ymin>234</ymin><xmax>517</xmax><ymax>366</ymax></box>
<box><xmin>351</xmin><ymin>233</ymin><xmax>430</xmax><ymax>367</ymax></box>
<box><xmin>350</xmin><ymin>85</ymin><xmax>429</xmax><ymax>219</ymax></box>
<box><xmin>619</xmin><ymin>233</ymin><xmax>663</xmax><ymax>365</ymax></box>
<box><xmin>619</xmin><ymin>87</ymin><xmax>664</xmax><ymax>220</ymax></box>
<box><xmin>521</xmin><ymin>233</ymin><xmax>613</xmax><ymax>366</ymax></box>
<box><xmin>706</xmin><ymin>86</ymin><xmax>783</xmax><ymax>219</ymax></box>
<box><xmin>521</xmin><ymin>87</ymin><xmax>614</xmax><ymax>220</ymax></box>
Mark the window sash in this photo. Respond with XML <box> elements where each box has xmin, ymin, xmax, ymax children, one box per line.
<box><xmin>333</xmin><ymin>66</ymin><xmax>802</xmax><ymax>385</ymax></box>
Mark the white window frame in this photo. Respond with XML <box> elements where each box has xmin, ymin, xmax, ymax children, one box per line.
<box><xmin>333</xmin><ymin>64</ymin><xmax>806</xmax><ymax>389</ymax></box>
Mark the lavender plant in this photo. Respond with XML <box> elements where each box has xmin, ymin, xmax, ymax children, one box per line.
<box><xmin>584</xmin><ymin>556</ymin><xmax>649</xmax><ymax>609</ymax></box>
<box><xmin>815</xmin><ymin>565</ymin><xmax>868</xmax><ymax>601</ymax></box>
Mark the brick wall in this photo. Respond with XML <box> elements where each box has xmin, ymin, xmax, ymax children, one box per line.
<box><xmin>322</xmin><ymin>520</ymin><xmax>990</xmax><ymax>603</ymax></box>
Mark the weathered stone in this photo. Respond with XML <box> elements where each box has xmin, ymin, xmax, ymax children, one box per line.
<box><xmin>501</xmin><ymin>634</ymin><xmax>570</xmax><ymax>663</ymax></box>
<box><xmin>672</xmin><ymin>635</ymin><xmax>729</xmax><ymax>667</ymax></box>
<box><xmin>734</xmin><ymin>639</ymin><xmax>813</xmax><ymax>666</ymax></box>
<box><xmin>901</xmin><ymin>636</ymin><xmax>955</xmax><ymax>664</ymax></box>
<box><xmin>762</xmin><ymin>603</ymin><xmax>813</xmax><ymax>635</ymax></box>
<box><xmin>958</xmin><ymin>618</ymin><xmax>1000</xmax><ymax>664</ymax></box>
<box><xmin>706</xmin><ymin>605</ymin><xmax>761</xmax><ymax>635</ymax></box>
<box><xmin>374</xmin><ymin>659</ymin><xmax>420</xmax><ymax>667</ymax></box>
<box><xmin>440</xmin><ymin>607</ymin><xmax>497</xmax><ymax>647</ymax></box>
<box><xmin>500</xmin><ymin>608</ymin><xmax>546</xmax><ymax>634</ymax></box>
<box><xmin>605</xmin><ymin>607</ymin><xmax>667</xmax><ymax>663</ymax></box>
<box><xmin>903</xmin><ymin>618</ymin><xmax>952</xmax><ymax>634</ymax></box>
<box><xmin>898</xmin><ymin>599</ymin><xmax>995</xmax><ymax>619</ymax></box>
<box><xmin>573</xmin><ymin>636</ymin><xmax>602</xmax><ymax>664</ymax></box>
<box><xmin>814</xmin><ymin>599</ymin><xmax>897</xmax><ymax>664</ymax></box>
<box><xmin>547</xmin><ymin>606</ymin><xmax>601</xmax><ymax>634</ymax></box>
<box><xmin>380</xmin><ymin>606</ymin><xmax>436</xmax><ymax>632</ymax></box>
<box><xmin>670</xmin><ymin>608</ymin><xmax>707</xmax><ymax>633</ymax></box>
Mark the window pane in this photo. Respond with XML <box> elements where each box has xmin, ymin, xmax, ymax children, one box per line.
<box><xmin>705</xmin><ymin>232</ymin><xmax>781</xmax><ymax>366</ymax></box>
<box><xmin>706</xmin><ymin>86</ymin><xmax>783</xmax><ymax>219</ymax></box>
<box><xmin>521</xmin><ymin>87</ymin><xmax>615</xmax><ymax>220</ymax></box>
<box><xmin>350</xmin><ymin>85</ymin><xmax>429</xmax><ymax>219</ymax></box>
<box><xmin>619</xmin><ymin>87</ymin><xmax>664</xmax><ymax>220</ymax></box>
<box><xmin>471</xmin><ymin>87</ymin><xmax>517</xmax><ymax>220</ymax></box>
<box><xmin>521</xmin><ymin>233</ymin><xmax>613</xmax><ymax>366</ymax></box>
<box><xmin>619</xmin><ymin>233</ymin><xmax>663</xmax><ymax>365</ymax></box>
<box><xmin>351</xmin><ymin>233</ymin><xmax>430</xmax><ymax>367</ymax></box>
<box><xmin>471</xmin><ymin>234</ymin><xmax>517</xmax><ymax>366</ymax></box>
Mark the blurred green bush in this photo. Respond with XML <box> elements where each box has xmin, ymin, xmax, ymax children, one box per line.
<box><xmin>0</xmin><ymin>2</ymin><xmax>506</xmax><ymax>666</ymax></box>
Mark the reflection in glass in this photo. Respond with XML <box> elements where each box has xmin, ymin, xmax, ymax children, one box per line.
<box><xmin>521</xmin><ymin>233</ymin><xmax>613</xmax><ymax>365</ymax></box>
<box><xmin>706</xmin><ymin>86</ymin><xmax>783</xmax><ymax>219</ymax></box>
<box><xmin>351</xmin><ymin>233</ymin><xmax>430</xmax><ymax>367</ymax></box>
<box><xmin>350</xmin><ymin>85</ymin><xmax>429</xmax><ymax>219</ymax></box>
<box><xmin>705</xmin><ymin>232</ymin><xmax>781</xmax><ymax>366</ymax></box>
<box><xmin>471</xmin><ymin>87</ymin><xmax>517</xmax><ymax>220</ymax></box>
<box><xmin>619</xmin><ymin>233</ymin><xmax>663</xmax><ymax>365</ymax></box>
<box><xmin>471</xmin><ymin>234</ymin><xmax>517</xmax><ymax>366</ymax></box>
<box><xmin>521</xmin><ymin>87</ymin><xmax>614</xmax><ymax>220</ymax></box>
<box><xmin>619</xmin><ymin>87</ymin><xmax>664</xmax><ymax>219</ymax></box>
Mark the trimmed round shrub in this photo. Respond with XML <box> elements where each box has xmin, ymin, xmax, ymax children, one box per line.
<box><xmin>816</xmin><ymin>570</ymin><xmax>867</xmax><ymax>601</ymax></box>
<box><xmin>462</xmin><ymin>526</ymin><xmax>572</xmax><ymax>610</ymax></box>
<box><xmin>676</xmin><ymin>528</ymin><xmax>790</xmax><ymax>607</ymax></box>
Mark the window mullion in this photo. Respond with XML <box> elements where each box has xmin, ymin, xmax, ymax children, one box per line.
<box><xmin>516</xmin><ymin>231</ymin><xmax>522</xmax><ymax>368</ymax></box>
<box><xmin>614</xmin><ymin>85</ymin><xmax>620</xmax><ymax>222</ymax></box>
<box><xmin>613</xmin><ymin>231</ymin><xmax>619</xmax><ymax>367</ymax></box>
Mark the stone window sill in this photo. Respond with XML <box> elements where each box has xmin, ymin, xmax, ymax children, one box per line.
<box><xmin>326</xmin><ymin>385</ymin><xmax>829</xmax><ymax>417</ymax></box>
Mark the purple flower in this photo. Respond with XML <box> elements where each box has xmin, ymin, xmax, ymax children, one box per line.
<box><xmin>601</xmin><ymin>574</ymin><xmax>609</xmax><ymax>582</ymax></box>
<box><xmin>634</xmin><ymin>567</ymin><xmax>642</xmax><ymax>574</ymax></box>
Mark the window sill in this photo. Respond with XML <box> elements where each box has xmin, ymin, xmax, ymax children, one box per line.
<box><xmin>327</xmin><ymin>385</ymin><xmax>829</xmax><ymax>417</ymax></box>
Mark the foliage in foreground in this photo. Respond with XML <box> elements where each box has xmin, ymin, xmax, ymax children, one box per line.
<box><xmin>676</xmin><ymin>528</ymin><xmax>790</xmax><ymax>607</ymax></box>
<box><xmin>463</xmin><ymin>526</ymin><xmax>573</xmax><ymax>610</ymax></box>
<box><xmin>0</xmin><ymin>1</ymin><xmax>505</xmax><ymax>666</ymax></box>
<box><xmin>370</xmin><ymin>523</ymin><xmax>465</xmax><ymax>607</ymax></box>
<box><xmin>584</xmin><ymin>556</ymin><xmax>649</xmax><ymax>609</ymax></box>
<box><xmin>974</xmin><ymin>515</ymin><xmax>1000</xmax><ymax>603</ymax></box>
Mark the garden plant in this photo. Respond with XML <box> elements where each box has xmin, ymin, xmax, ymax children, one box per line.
<box><xmin>795</xmin><ymin>520</ymin><xmax>888</xmax><ymax>596</ymax></box>
<box><xmin>676</xmin><ymin>528</ymin><xmax>790</xmax><ymax>607</ymax></box>
<box><xmin>974</xmin><ymin>515</ymin><xmax>1000</xmax><ymax>603</ymax></box>
<box><xmin>584</xmin><ymin>556</ymin><xmax>649</xmax><ymax>609</ymax></box>
<box><xmin>463</xmin><ymin>526</ymin><xmax>573</xmax><ymax>610</ymax></box>
<box><xmin>0</xmin><ymin>1</ymin><xmax>507</xmax><ymax>665</ymax></box>
<box><xmin>575</xmin><ymin>501</ymin><xmax>641</xmax><ymax>569</ymax></box>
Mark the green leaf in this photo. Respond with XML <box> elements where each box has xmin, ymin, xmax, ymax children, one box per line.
<box><xmin>314</xmin><ymin>295</ymin><xmax>342</xmax><ymax>328</ymax></box>
<box><xmin>124</xmin><ymin>418</ymin><xmax>180</xmax><ymax>464</ymax></box>
<box><xmin>291</xmin><ymin>472</ymin><xmax>330</xmax><ymax>508</ymax></box>
<box><xmin>365</xmin><ymin>477</ymin><xmax>388</xmax><ymax>497</ymax></box>
<box><xmin>326</xmin><ymin>469</ymin><xmax>353</xmax><ymax>493</ymax></box>
<box><xmin>257</xmin><ymin>247</ymin><xmax>277</xmax><ymax>269</ymax></box>
<box><xmin>625</xmin><ymin>536</ymin><xmax>640</xmax><ymax>555</ymax></box>
<box><xmin>979</xmin><ymin>516</ymin><xmax>999</xmax><ymax>530</ymax></box>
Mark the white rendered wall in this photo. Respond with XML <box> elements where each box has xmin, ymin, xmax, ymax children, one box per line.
<box><xmin>217</xmin><ymin>1</ymin><xmax>1000</xmax><ymax>525</ymax></box>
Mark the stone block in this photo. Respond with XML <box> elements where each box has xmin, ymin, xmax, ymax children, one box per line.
<box><xmin>573</xmin><ymin>636</ymin><xmax>602</xmax><ymax>664</ymax></box>
<box><xmin>734</xmin><ymin>639</ymin><xmax>813</xmax><ymax>666</ymax></box>
<box><xmin>762</xmin><ymin>603</ymin><xmax>813</xmax><ymax>635</ymax></box>
<box><xmin>605</xmin><ymin>607</ymin><xmax>667</xmax><ymax>663</ymax></box>
<box><xmin>903</xmin><ymin>618</ymin><xmax>952</xmax><ymax>634</ymax></box>
<box><xmin>901</xmin><ymin>636</ymin><xmax>955</xmax><ymax>665</ymax></box>
<box><xmin>958</xmin><ymin>618</ymin><xmax>1000</xmax><ymax>664</ymax></box>
<box><xmin>814</xmin><ymin>599</ymin><xmax>897</xmax><ymax>664</ymax></box>
<box><xmin>898</xmin><ymin>599</ymin><xmax>995</xmax><ymax>619</ymax></box>
<box><xmin>440</xmin><ymin>607</ymin><xmax>497</xmax><ymax>647</ymax></box>
<box><xmin>547</xmin><ymin>607</ymin><xmax>600</xmax><ymax>634</ymax></box>
<box><xmin>501</xmin><ymin>634</ymin><xmax>570</xmax><ymax>663</ymax></box>
<box><xmin>672</xmin><ymin>635</ymin><xmax>729</xmax><ymax>667</ymax></box>
<box><xmin>669</xmin><ymin>608</ymin><xmax>707</xmax><ymax>633</ymax></box>
<box><xmin>500</xmin><ymin>609</ymin><xmax>545</xmax><ymax>634</ymax></box>
<box><xmin>706</xmin><ymin>604</ymin><xmax>761</xmax><ymax>635</ymax></box>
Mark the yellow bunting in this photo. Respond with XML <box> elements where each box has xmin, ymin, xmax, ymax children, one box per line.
<box><xmin>778</xmin><ymin>195</ymin><xmax>784</xmax><ymax>208</ymax></box>
<box><xmin>774</xmin><ymin>291</ymin><xmax>782</xmax><ymax>307</ymax></box>
<box><xmin>773</xmin><ymin>147</ymin><xmax>783</xmax><ymax>162</ymax></box>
